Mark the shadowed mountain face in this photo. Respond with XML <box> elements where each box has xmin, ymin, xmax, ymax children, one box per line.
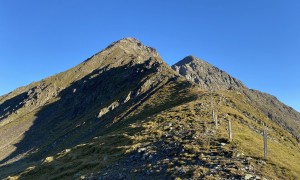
<box><xmin>0</xmin><ymin>38</ymin><xmax>300</xmax><ymax>179</ymax></box>
<box><xmin>172</xmin><ymin>56</ymin><xmax>300</xmax><ymax>141</ymax></box>
<box><xmin>0</xmin><ymin>38</ymin><xmax>182</xmax><ymax>165</ymax></box>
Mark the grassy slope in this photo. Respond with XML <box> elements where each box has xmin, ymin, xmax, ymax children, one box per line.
<box><xmin>217</xmin><ymin>91</ymin><xmax>300</xmax><ymax>178</ymax></box>
<box><xmin>4</xmin><ymin>83</ymin><xmax>300</xmax><ymax>179</ymax></box>
<box><xmin>0</xmin><ymin>39</ymin><xmax>166</xmax><ymax>167</ymax></box>
<box><xmin>3</xmin><ymin>78</ymin><xmax>196</xmax><ymax>179</ymax></box>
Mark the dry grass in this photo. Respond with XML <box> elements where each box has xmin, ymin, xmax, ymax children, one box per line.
<box><xmin>3</xmin><ymin>88</ymin><xmax>300</xmax><ymax>179</ymax></box>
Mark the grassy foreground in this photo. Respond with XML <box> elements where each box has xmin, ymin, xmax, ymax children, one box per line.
<box><xmin>4</xmin><ymin>85</ymin><xmax>300</xmax><ymax>179</ymax></box>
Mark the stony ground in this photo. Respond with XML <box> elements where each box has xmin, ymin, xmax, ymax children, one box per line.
<box><xmin>85</xmin><ymin>101</ymin><xmax>269</xmax><ymax>180</ymax></box>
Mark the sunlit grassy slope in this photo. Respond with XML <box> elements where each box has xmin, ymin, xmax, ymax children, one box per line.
<box><xmin>1</xmin><ymin>38</ymin><xmax>299</xmax><ymax>179</ymax></box>
<box><xmin>5</xmin><ymin>84</ymin><xmax>300</xmax><ymax>179</ymax></box>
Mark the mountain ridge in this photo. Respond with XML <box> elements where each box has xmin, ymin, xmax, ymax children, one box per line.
<box><xmin>172</xmin><ymin>55</ymin><xmax>300</xmax><ymax>141</ymax></box>
<box><xmin>1</xmin><ymin>38</ymin><xmax>300</xmax><ymax>179</ymax></box>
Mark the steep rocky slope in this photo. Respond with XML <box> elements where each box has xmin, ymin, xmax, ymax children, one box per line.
<box><xmin>0</xmin><ymin>37</ymin><xmax>185</xmax><ymax>170</ymax></box>
<box><xmin>172</xmin><ymin>56</ymin><xmax>245</xmax><ymax>91</ymax></box>
<box><xmin>0</xmin><ymin>39</ymin><xmax>300</xmax><ymax>179</ymax></box>
<box><xmin>172</xmin><ymin>56</ymin><xmax>300</xmax><ymax>141</ymax></box>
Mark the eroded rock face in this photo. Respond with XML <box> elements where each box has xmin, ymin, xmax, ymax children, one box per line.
<box><xmin>97</xmin><ymin>101</ymin><xmax>120</xmax><ymax>118</ymax></box>
<box><xmin>172</xmin><ymin>56</ymin><xmax>245</xmax><ymax>90</ymax></box>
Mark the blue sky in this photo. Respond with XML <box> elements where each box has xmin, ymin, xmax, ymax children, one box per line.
<box><xmin>1</xmin><ymin>0</ymin><xmax>299</xmax><ymax>112</ymax></box>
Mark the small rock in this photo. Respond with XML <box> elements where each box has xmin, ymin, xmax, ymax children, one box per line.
<box><xmin>259</xmin><ymin>160</ymin><xmax>266</xmax><ymax>165</ymax></box>
<box><xmin>245</xmin><ymin>174</ymin><xmax>253</xmax><ymax>180</ymax></box>
<box><xmin>138</xmin><ymin>148</ymin><xmax>147</xmax><ymax>153</ymax></box>
<box><xmin>43</xmin><ymin>156</ymin><xmax>54</xmax><ymax>163</ymax></box>
<box><xmin>236</xmin><ymin>153</ymin><xmax>244</xmax><ymax>157</ymax></box>
<box><xmin>246</xmin><ymin>157</ymin><xmax>252</xmax><ymax>161</ymax></box>
<box><xmin>64</xmin><ymin>149</ymin><xmax>71</xmax><ymax>153</ymax></box>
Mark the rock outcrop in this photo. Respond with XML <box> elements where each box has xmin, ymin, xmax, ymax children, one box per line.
<box><xmin>172</xmin><ymin>56</ymin><xmax>245</xmax><ymax>90</ymax></box>
<box><xmin>172</xmin><ymin>55</ymin><xmax>300</xmax><ymax>140</ymax></box>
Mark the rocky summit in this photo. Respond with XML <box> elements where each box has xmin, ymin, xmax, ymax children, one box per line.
<box><xmin>172</xmin><ymin>56</ymin><xmax>245</xmax><ymax>90</ymax></box>
<box><xmin>0</xmin><ymin>38</ymin><xmax>300</xmax><ymax>179</ymax></box>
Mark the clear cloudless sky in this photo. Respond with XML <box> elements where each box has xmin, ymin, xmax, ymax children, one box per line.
<box><xmin>0</xmin><ymin>0</ymin><xmax>299</xmax><ymax>112</ymax></box>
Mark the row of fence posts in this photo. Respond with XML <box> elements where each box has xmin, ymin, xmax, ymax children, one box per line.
<box><xmin>209</xmin><ymin>90</ymin><xmax>267</xmax><ymax>159</ymax></box>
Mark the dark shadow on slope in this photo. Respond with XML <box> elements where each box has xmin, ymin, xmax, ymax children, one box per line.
<box><xmin>0</xmin><ymin>58</ymin><xmax>168</xmax><ymax>177</ymax></box>
<box><xmin>0</xmin><ymin>92</ymin><xmax>29</xmax><ymax>121</ymax></box>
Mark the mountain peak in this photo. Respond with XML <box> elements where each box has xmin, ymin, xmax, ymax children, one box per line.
<box><xmin>117</xmin><ymin>37</ymin><xmax>141</xmax><ymax>43</ymax></box>
<box><xmin>172</xmin><ymin>56</ymin><xmax>245</xmax><ymax>90</ymax></box>
<box><xmin>103</xmin><ymin>37</ymin><xmax>158</xmax><ymax>55</ymax></box>
<box><xmin>181</xmin><ymin>55</ymin><xmax>197</xmax><ymax>62</ymax></box>
<box><xmin>183</xmin><ymin>55</ymin><xmax>198</xmax><ymax>61</ymax></box>
<box><xmin>174</xmin><ymin>55</ymin><xmax>207</xmax><ymax>67</ymax></box>
<box><xmin>81</xmin><ymin>37</ymin><xmax>162</xmax><ymax>71</ymax></box>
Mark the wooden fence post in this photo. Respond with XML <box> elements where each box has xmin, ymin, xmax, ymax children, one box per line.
<box><xmin>215</xmin><ymin>112</ymin><xmax>218</xmax><ymax>129</ymax></box>
<box><xmin>263</xmin><ymin>129</ymin><xmax>268</xmax><ymax>159</ymax></box>
<box><xmin>228</xmin><ymin>119</ymin><xmax>232</xmax><ymax>142</ymax></box>
<box><xmin>210</xmin><ymin>93</ymin><xmax>214</xmax><ymax>120</ymax></box>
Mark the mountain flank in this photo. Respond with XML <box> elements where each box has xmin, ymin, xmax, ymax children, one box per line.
<box><xmin>172</xmin><ymin>55</ymin><xmax>300</xmax><ymax>141</ymax></box>
<box><xmin>0</xmin><ymin>38</ymin><xmax>300</xmax><ymax>179</ymax></box>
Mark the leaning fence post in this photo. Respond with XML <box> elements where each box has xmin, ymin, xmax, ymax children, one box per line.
<box><xmin>263</xmin><ymin>129</ymin><xmax>268</xmax><ymax>159</ymax></box>
<box><xmin>228</xmin><ymin>119</ymin><xmax>232</xmax><ymax>142</ymax></box>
